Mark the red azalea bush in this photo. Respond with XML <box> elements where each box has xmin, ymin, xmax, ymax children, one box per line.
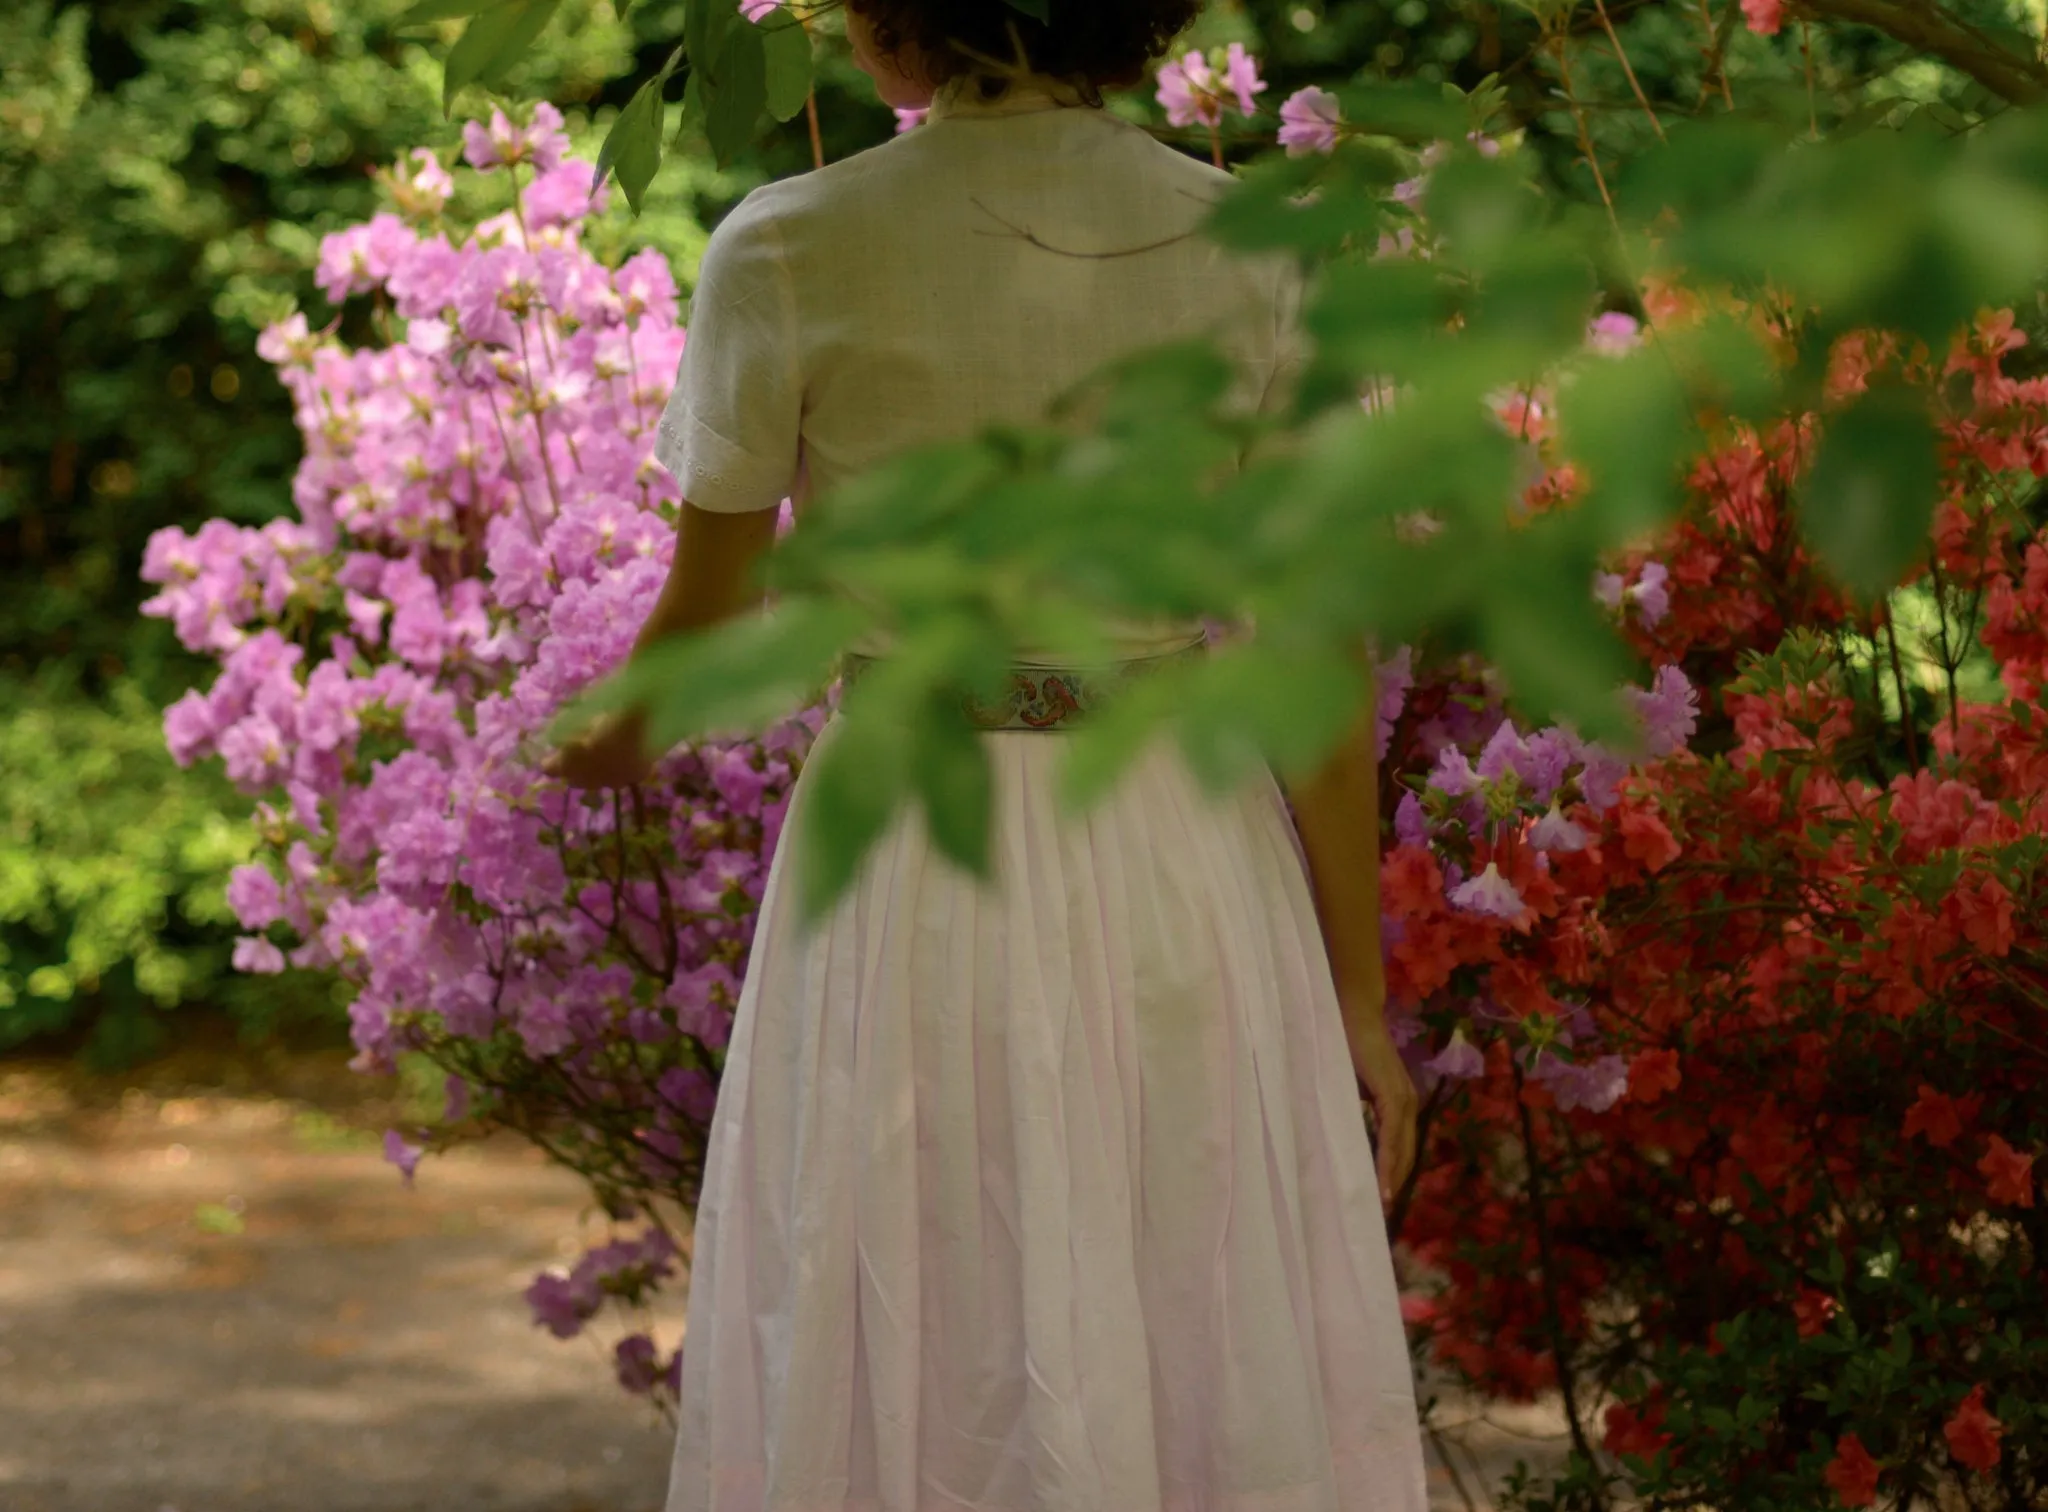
<box><xmin>1376</xmin><ymin>297</ymin><xmax>2047</xmax><ymax>1509</ymax></box>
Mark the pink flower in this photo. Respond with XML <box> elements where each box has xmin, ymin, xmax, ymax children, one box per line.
<box><xmin>232</xmin><ymin>936</ymin><xmax>288</xmax><ymax>974</ymax></box>
<box><xmin>1156</xmin><ymin>50</ymin><xmax>1220</xmax><ymax>128</ymax></box>
<box><xmin>1529</xmin><ymin>802</ymin><xmax>1593</xmax><ymax>853</ymax></box>
<box><xmin>1449</xmin><ymin>861</ymin><xmax>1526</xmax><ymax>921</ymax></box>
<box><xmin>1158</xmin><ymin>45</ymin><xmax>1267</xmax><ymax>129</ymax></box>
<box><xmin>1588</xmin><ymin>310</ymin><xmax>1642</xmax><ymax>353</ymax></box>
<box><xmin>1221</xmin><ymin>42</ymin><xmax>1267</xmax><ymax>117</ymax></box>
<box><xmin>740</xmin><ymin>0</ymin><xmax>781</xmax><ymax>17</ymax></box>
<box><xmin>1422</xmin><ymin>1027</ymin><xmax>1487</xmax><ymax>1081</ymax></box>
<box><xmin>1624</xmin><ymin>665</ymin><xmax>1700</xmax><ymax>758</ymax></box>
<box><xmin>382</xmin><ymin>1129</ymin><xmax>424</xmax><ymax>1184</ymax></box>
<box><xmin>1741</xmin><ymin>0</ymin><xmax>1784</xmax><ymax>34</ymax></box>
<box><xmin>461</xmin><ymin>102</ymin><xmax>569</xmax><ymax>173</ymax></box>
<box><xmin>227</xmin><ymin>864</ymin><xmax>285</xmax><ymax>930</ymax></box>
<box><xmin>1277</xmin><ymin>85</ymin><xmax>1341</xmax><ymax>155</ymax></box>
<box><xmin>894</xmin><ymin>106</ymin><xmax>928</xmax><ymax>133</ymax></box>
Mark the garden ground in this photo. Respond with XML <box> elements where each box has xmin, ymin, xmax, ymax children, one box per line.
<box><xmin>0</xmin><ymin>1045</ymin><xmax>1571</xmax><ymax>1512</ymax></box>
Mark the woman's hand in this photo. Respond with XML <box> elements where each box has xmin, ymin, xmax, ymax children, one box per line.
<box><xmin>1339</xmin><ymin>980</ymin><xmax>1418</xmax><ymax>1214</ymax></box>
<box><xmin>544</xmin><ymin>708</ymin><xmax>652</xmax><ymax>790</ymax></box>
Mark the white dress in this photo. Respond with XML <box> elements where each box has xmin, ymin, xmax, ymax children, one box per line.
<box><xmin>655</xmin><ymin>71</ymin><xmax>1430</xmax><ymax>1512</ymax></box>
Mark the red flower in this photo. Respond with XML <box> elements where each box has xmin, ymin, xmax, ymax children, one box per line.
<box><xmin>1792</xmin><ymin>1286</ymin><xmax>1838</xmax><ymax>1338</ymax></box>
<box><xmin>1616</xmin><ymin>805</ymin><xmax>1681</xmax><ymax>873</ymax></box>
<box><xmin>1947</xmin><ymin>874</ymin><xmax>2015</xmax><ymax>957</ymax></box>
<box><xmin>1381</xmin><ymin>844</ymin><xmax>1445</xmax><ymax>918</ymax></box>
<box><xmin>1628</xmin><ymin>1047</ymin><xmax>1681</xmax><ymax>1103</ymax></box>
<box><xmin>1978</xmin><ymin>1135</ymin><xmax>2036</xmax><ymax>1207</ymax></box>
<box><xmin>1823</xmin><ymin>1433</ymin><xmax>1880</xmax><ymax>1508</ymax></box>
<box><xmin>1943</xmin><ymin>1383</ymin><xmax>2004</xmax><ymax>1472</ymax></box>
<box><xmin>1902</xmin><ymin>1084</ymin><xmax>1981</xmax><ymax>1148</ymax></box>
<box><xmin>1602</xmin><ymin>1398</ymin><xmax>1672</xmax><ymax>1459</ymax></box>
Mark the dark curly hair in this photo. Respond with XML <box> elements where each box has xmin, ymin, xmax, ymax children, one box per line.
<box><xmin>845</xmin><ymin>0</ymin><xmax>1201</xmax><ymax>100</ymax></box>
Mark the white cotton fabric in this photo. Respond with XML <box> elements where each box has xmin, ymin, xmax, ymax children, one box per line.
<box><xmin>653</xmin><ymin>70</ymin><xmax>1303</xmax><ymax>664</ymax></box>
<box><xmin>660</xmin><ymin>71</ymin><xmax>1429</xmax><ymax>1512</ymax></box>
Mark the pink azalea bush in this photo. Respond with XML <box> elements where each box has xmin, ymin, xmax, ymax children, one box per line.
<box><xmin>141</xmin><ymin>110</ymin><xmax>821</xmax><ymax>1400</ymax></box>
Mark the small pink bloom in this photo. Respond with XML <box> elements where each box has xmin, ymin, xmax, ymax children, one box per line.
<box><xmin>1588</xmin><ymin>310</ymin><xmax>1641</xmax><ymax>353</ymax></box>
<box><xmin>1221</xmin><ymin>42</ymin><xmax>1267</xmax><ymax>117</ymax></box>
<box><xmin>1741</xmin><ymin>0</ymin><xmax>1783</xmax><ymax>34</ymax></box>
<box><xmin>1448</xmin><ymin>861</ymin><xmax>1526</xmax><ymax>921</ymax></box>
<box><xmin>1277</xmin><ymin>85</ymin><xmax>1340</xmax><ymax>155</ymax></box>
<box><xmin>894</xmin><ymin>106</ymin><xmax>927</xmax><ymax>133</ymax></box>
<box><xmin>1155</xmin><ymin>51</ymin><xmax>1219</xmax><ymax>128</ymax></box>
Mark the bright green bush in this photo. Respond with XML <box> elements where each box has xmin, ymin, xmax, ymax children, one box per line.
<box><xmin>0</xmin><ymin>677</ymin><xmax>327</xmax><ymax>1063</ymax></box>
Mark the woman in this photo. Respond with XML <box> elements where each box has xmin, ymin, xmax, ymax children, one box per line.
<box><xmin>551</xmin><ymin>3</ymin><xmax>1429</xmax><ymax>1509</ymax></box>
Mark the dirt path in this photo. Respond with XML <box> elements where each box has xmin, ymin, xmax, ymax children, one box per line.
<box><xmin>0</xmin><ymin>1049</ymin><xmax>1570</xmax><ymax>1512</ymax></box>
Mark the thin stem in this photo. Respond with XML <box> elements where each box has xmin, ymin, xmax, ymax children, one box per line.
<box><xmin>1552</xmin><ymin>31</ymin><xmax>1618</xmax><ymax>223</ymax></box>
<box><xmin>1801</xmin><ymin>19</ymin><xmax>1820</xmax><ymax>138</ymax></box>
<box><xmin>805</xmin><ymin>90</ymin><xmax>825</xmax><ymax>170</ymax></box>
<box><xmin>1697</xmin><ymin>0</ymin><xmax>1736</xmax><ymax>109</ymax></box>
<box><xmin>1593</xmin><ymin>0</ymin><xmax>1667</xmax><ymax>140</ymax></box>
<box><xmin>1512</xmin><ymin>1069</ymin><xmax>1611</xmax><ymax>1511</ymax></box>
<box><xmin>1882</xmin><ymin>605</ymin><xmax>1920</xmax><ymax>769</ymax></box>
<box><xmin>1207</xmin><ymin>119</ymin><xmax>1224</xmax><ymax>170</ymax></box>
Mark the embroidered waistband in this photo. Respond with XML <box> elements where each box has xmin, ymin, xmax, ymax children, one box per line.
<box><xmin>836</xmin><ymin>640</ymin><xmax>1207</xmax><ymax>731</ymax></box>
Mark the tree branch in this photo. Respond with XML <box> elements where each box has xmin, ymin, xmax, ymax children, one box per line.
<box><xmin>1798</xmin><ymin>0</ymin><xmax>2048</xmax><ymax>104</ymax></box>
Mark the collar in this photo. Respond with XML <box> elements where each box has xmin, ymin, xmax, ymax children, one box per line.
<box><xmin>925</xmin><ymin>72</ymin><xmax>1097</xmax><ymax>122</ymax></box>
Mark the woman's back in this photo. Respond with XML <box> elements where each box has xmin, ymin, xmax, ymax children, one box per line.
<box><xmin>656</xmin><ymin>71</ymin><xmax>1296</xmax><ymax>657</ymax></box>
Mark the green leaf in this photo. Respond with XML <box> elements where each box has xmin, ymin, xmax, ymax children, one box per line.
<box><xmin>792</xmin><ymin>696</ymin><xmax>910</xmax><ymax>930</ymax></box>
<box><xmin>394</xmin><ymin>0</ymin><xmax>505</xmax><ymax>28</ymax></box>
<box><xmin>1181</xmin><ymin>640</ymin><xmax>1366</xmax><ymax>792</ymax></box>
<box><xmin>1555</xmin><ymin>341</ymin><xmax>1697</xmax><ymax>542</ymax></box>
<box><xmin>1333</xmin><ymin>79</ymin><xmax>1468</xmax><ymax>141</ymax></box>
<box><xmin>1797</xmin><ymin>386</ymin><xmax>1938</xmax><ymax>603</ymax></box>
<box><xmin>553</xmin><ymin>597</ymin><xmax>871</xmax><ymax>749</ymax></box>
<box><xmin>442</xmin><ymin>0</ymin><xmax>560</xmax><ymax>113</ymax></box>
<box><xmin>594</xmin><ymin>69</ymin><xmax>670</xmax><ymax>215</ymax></box>
<box><xmin>910</xmin><ymin>705</ymin><xmax>993</xmax><ymax>879</ymax></box>
<box><xmin>1477</xmin><ymin>538</ymin><xmax>1636</xmax><ymax>745</ymax></box>
<box><xmin>685</xmin><ymin>0</ymin><xmax>739</xmax><ymax>85</ymax></box>
<box><xmin>704</xmin><ymin>19</ymin><xmax>767</xmax><ymax>167</ymax></box>
<box><xmin>759</xmin><ymin>12</ymin><xmax>813</xmax><ymax>123</ymax></box>
<box><xmin>1003</xmin><ymin>0</ymin><xmax>1051</xmax><ymax>19</ymax></box>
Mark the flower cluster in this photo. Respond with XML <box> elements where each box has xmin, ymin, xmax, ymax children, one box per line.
<box><xmin>1384</xmin><ymin>290</ymin><xmax>2046</xmax><ymax>1505</ymax></box>
<box><xmin>142</xmin><ymin>112</ymin><xmax>821</xmax><ymax>1405</ymax></box>
<box><xmin>1155</xmin><ymin>42</ymin><xmax>1265</xmax><ymax>130</ymax></box>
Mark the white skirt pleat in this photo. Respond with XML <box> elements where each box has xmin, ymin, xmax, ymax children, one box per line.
<box><xmin>665</xmin><ymin>716</ymin><xmax>1429</xmax><ymax>1512</ymax></box>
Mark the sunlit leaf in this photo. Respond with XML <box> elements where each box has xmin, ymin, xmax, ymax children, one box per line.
<box><xmin>394</xmin><ymin>0</ymin><xmax>504</xmax><ymax>29</ymax></box>
<box><xmin>593</xmin><ymin>65</ymin><xmax>672</xmax><ymax>214</ymax></box>
<box><xmin>442</xmin><ymin>0</ymin><xmax>559</xmax><ymax>113</ymax></box>
<box><xmin>704</xmin><ymin>20</ymin><xmax>767</xmax><ymax>168</ymax></box>
<box><xmin>759</xmin><ymin>12</ymin><xmax>813</xmax><ymax>123</ymax></box>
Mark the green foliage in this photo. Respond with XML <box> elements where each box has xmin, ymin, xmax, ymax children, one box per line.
<box><xmin>0</xmin><ymin>0</ymin><xmax>739</xmax><ymax>695</ymax></box>
<box><xmin>549</xmin><ymin>76</ymin><xmax>2048</xmax><ymax>919</ymax></box>
<box><xmin>0</xmin><ymin>677</ymin><xmax>325</xmax><ymax>1064</ymax></box>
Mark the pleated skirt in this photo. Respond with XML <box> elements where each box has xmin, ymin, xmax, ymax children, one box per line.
<box><xmin>665</xmin><ymin>716</ymin><xmax>1429</xmax><ymax>1512</ymax></box>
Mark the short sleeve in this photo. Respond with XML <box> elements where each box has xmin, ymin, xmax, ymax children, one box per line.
<box><xmin>654</xmin><ymin>190</ymin><xmax>803</xmax><ymax>513</ymax></box>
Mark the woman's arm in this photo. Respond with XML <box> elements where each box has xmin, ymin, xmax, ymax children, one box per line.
<box><xmin>1287</xmin><ymin>646</ymin><xmax>1386</xmax><ymax>1012</ymax></box>
<box><xmin>546</xmin><ymin>501</ymin><xmax>782</xmax><ymax>788</ymax></box>
<box><xmin>1282</xmin><ymin>645</ymin><xmax>1419</xmax><ymax>1204</ymax></box>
